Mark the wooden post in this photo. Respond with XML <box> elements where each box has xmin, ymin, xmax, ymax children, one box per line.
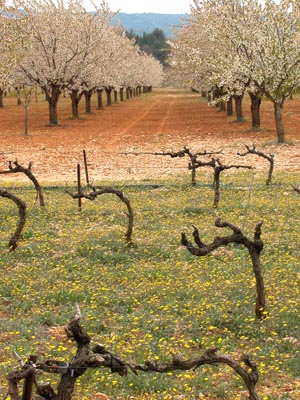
<box><xmin>83</xmin><ymin>150</ymin><xmax>90</xmax><ymax>187</ymax></box>
<box><xmin>77</xmin><ymin>164</ymin><xmax>82</xmax><ymax>211</ymax></box>
<box><xmin>22</xmin><ymin>355</ymin><xmax>38</xmax><ymax>400</ymax></box>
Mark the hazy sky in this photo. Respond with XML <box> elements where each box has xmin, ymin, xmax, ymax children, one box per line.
<box><xmin>104</xmin><ymin>0</ymin><xmax>192</xmax><ymax>14</ymax></box>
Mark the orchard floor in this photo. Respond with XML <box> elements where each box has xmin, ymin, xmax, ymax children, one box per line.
<box><xmin>0</xmin><ymin>88</ymin><xmax>300</xmax><ymax>400</ymax></box>
<box><xmin>0</xmin><ymin>87</ymin><xmax>299</xmax><ymax>184</ymax></box>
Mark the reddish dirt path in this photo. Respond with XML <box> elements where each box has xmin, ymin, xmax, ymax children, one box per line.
<box><xmin>0</xmin><ymin>88</ymin><xmax>299</xmax><ymax>183</ymax></box>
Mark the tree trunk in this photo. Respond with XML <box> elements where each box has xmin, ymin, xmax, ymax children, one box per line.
<box><xmin>69</xmin><ymin>89</ymin><xmax>82</xmax><ymax>119</ymax></box>
<box><xmin>227</xmin><ymin>96</ymin><xmax>233</xmax><ymax>116</ymax></box>
<box><xmin>233</xmin><ymin>94</ymin><xmax>244</xmax><ymax>121</ymax></box>
<box><xmin>105</xmin><ymin>87</ymin><xmax>112</xmax><ymax>106</ymax></box>
<box><xmin>207</xmin><ymin>91</ymin><xmax>212</xmax><ymax>102</ymax></box>
<box><xmin>120</xmin><ymin>87</ymin><xmax>124</xmax><ymax>101</ymax></box>
<box><xmin>97</xmin><ymin>89</ymin><xmax>104</xmax><ymax>109</ymax></box>
<box><xmin>24</xmin><ymin>106</ymin><xmax>29</xmax><ymax>135</ymax></box>
<box><xmin>0</xmin><ymin>89</ymin><xmax>4</xmax><ymax>108</ymax></box>
<box><xmin>220</xmin><ymin>100</ymin><xmax>226</xmax><ymax>111</ymax></box>
<box><xmin>249</xmin><ymin>92</ymin><xmax>261</xmax><ymax>129</ymax></box>
<box><xmin>114</xmin><ymin>89</ymin><xmax>118</xmax><ymax>103</ymax></box>
<box><xmin>213</xmin><ymin>87</ymin><xmax>221</xmax><ymax>107</ymax></box>
<box><xmin>273</xmin><ymin>101</ymin><xmax>285</xmax><ymax>143</ymax></box>
<box><xmin>44</xmin><ymin>84</ymin><xmax>61</xmax><ymax>125</ymax></box>
<box><xmin>84</xmin><ymin>89</ymin><xmax>93</xmax><ymax>113</ymax></box>
<box><xmin>15</xmin><ymin>88</ymin><xmax>22</xmax><ymax>105</ymax></box>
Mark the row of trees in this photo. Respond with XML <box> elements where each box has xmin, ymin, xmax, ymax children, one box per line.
<box><xmin>0</xmin><ymin>0</ymin><xmax>164</xmax><ymax>125</ymax></box>
<box><xmin>168</xmin><ymin>0</ymin><xmax>300</xmax><ymax>143</ymax></box>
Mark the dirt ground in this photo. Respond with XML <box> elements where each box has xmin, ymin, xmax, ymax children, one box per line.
<box><xmin>0</xmin><ymin>87</ymin><xmax>299</xmax><ymax>183</ymax></box>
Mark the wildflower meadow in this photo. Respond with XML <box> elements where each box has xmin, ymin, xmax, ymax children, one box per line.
<box><xmin>0</xmin><ymin>168</ymin><xmax>299</xmax><ymax>399</ymax></box>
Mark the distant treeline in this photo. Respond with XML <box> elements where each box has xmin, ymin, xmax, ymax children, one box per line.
<box><xmin>126</xmin><ymin>28</ymin><xmax>170</xmax><ymax>67</ymax></box>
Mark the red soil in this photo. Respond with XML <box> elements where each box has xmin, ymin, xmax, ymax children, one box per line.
<box><xmin>0</xmin><ymin>88</ymin><xmax>299</xmax><ymax>183</ymax></box>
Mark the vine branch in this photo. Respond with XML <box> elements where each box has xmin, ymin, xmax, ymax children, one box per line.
<box><xmin>238</xmin><ymin>144</ymin><xmax>274</xmax><ymax>185</ymax></box>
<box><xmin>66</xmin><ymin>187</ymin><xmax>134</xmax><ymax>245</ymax></box>
<box><xmin>0</xmin><ymin>188</ymin><xmax>26</xmax><ymax>251</ymax></box>
<box><xmin>0</xmin><ymin>160</ymin><xmax>45</xmax><ymax>206</ymax></box>
<box><xmin>181</xmin><ymin>218</ymin><xmax>266</xmax><ymax>319</ymax></box>
<box><xmin>7</xmin><ymin>305</ymin><xmax>260</xmax><ymax>400</ymax></box>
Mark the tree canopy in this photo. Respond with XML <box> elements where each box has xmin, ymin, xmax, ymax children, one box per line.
<box><xmin>0</xmin><ymin>0</ymin><xmax>164</xmax><ymax>124</ymax></box>
<box><xmin>168</xmin><ymin>0</ymin><xmax>300</xmax><ymax>143</ymax></box>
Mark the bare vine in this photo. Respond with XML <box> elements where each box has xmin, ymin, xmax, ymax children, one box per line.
<box><xmin>7</xmin><ymin>304</ymin><xmax>260</xmax><ymax>400</ymax></box>
<box><xmin>181</xmin><ymin>218</ymin><xmax>266</xmax><ymax>319</ymax></box>
<box><xmin>0</xmin><ymin>188</ymin><xmax>26</xmax><ymax>251</ymax></box>
<box><xmin>0</xmin><ymin>160</ymin><xmax>45</xmax><ymax>206</ymax></box>
<box><xmin>238</xmin><ymin>144</ymin><xmax>275</xmax><ymax>185</ymax></box>
<box><xmin>192</xmin><ymin>158</ymin><xmax>253</xmax><ymax>207</ymax></box>
<box><xmin>292</xmin><ymin>185</ymin><xmax>300</xmax><ymax>194</ymax></box>
<box><xmin>66</xmin><ymin>186</ymin><xmax>134</xmax><ymax>245</ymax></box>
<box><xmin>124</xmin><ymin>146</ymin><xmax>222</xmax><ymax>185</ymax></box>
<box><xmin>210</xmin><ymin>159</ymin><xmax>253</xmax><ymax>207</ymax></box>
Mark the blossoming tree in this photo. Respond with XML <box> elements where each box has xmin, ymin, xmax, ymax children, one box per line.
<box><xmin>169</xmin><ymin>0</ymin><xmax>300</xmax><ymax>143</ymax></box>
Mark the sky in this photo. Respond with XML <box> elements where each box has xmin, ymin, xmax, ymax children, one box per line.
<box><xmin>103</xmin><ymin>0</ymin><xmax>192</xmax><ymax>14</ymax></box>
<box><xmin>5</xmin><ymin>0</ymin><xmax>192</xmax><ymax>14</ymax></box>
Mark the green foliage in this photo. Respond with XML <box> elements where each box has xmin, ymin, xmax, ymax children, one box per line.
<box><xmin>127</xmin><ymin>28</ymin><xmax>171</xmax><ymax>66</ymax></box>
<box><xmin>0</xmin><ymin>172</ymin><xmax>300</xmax><ymax>399</ymax></box>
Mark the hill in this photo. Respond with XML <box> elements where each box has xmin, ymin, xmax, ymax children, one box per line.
<box><xmin>113</xmin><ymin>13</ymin><xmax>188</xmax><ymax>38</ymax></box>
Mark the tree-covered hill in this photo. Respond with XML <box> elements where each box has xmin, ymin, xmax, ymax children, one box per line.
<box><xmin>112</xmin><ymin>13</ymin><xmax>188</xmax><ymax>38</ymax></box>
<box><xmin>126</xmin><ymin>28</ymin><xmax>171</xmax><ymax>66</ymax></box>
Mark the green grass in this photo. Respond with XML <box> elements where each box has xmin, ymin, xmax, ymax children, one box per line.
<box><xmin>0</xmin><ymin>170</ymin><xmax>300</xmax><ymax>399</ymax></box>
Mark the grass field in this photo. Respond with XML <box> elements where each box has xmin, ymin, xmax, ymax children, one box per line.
<box><xmin>0</xmin><ymin>168</ymin><xmax>300</xmax><ymax>399</ymax></box>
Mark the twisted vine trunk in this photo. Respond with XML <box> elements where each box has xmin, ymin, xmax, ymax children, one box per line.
<box><xmin>0</xmin><ymin>189</ymin><xmax>26</xmax><ymax>250</ymax></box>
<box><xmin>181</xmin><ymin>219</ymin><xmax>266</xmax><ymax>319</ymax></box>
<box><xmin>0</xmin><ymin>161</ymin><xmax>45</xmax><ymax>207</ymax></box>
<box><xmin>7</xmin><ymin>308</ymin><xmax>260</xmax><ymax>400</ymax></box>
